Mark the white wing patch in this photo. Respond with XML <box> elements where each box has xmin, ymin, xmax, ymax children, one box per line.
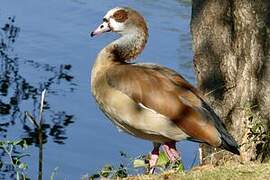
<box><xmin>134</xmin><ymin>102</ymin><xmax>189</xmax><ymax>142</ymax></box>
<box><xmin>138</xmin><ymin>103</ymin><xmax>166</xmax><ymax>117</ymax></box>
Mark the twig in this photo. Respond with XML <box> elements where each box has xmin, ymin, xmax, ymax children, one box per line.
<box><xmin>39</xmin><ymin>89</ymin><xmax>46</xmax><ymax>124</ymax></box>
<box><xmin>25</xmin><ymin>89</ymin><xmax>47</xmax><ymax>180</ymax></box>
<box><xmin>25</xmin><ymin>112</ymin><xmax>39</xmax><ymax>128</ymax></box>
<box><xmin>38</xmin><ymin>89</ymin><xmax>46</xmax><ymax>180</ymax></box>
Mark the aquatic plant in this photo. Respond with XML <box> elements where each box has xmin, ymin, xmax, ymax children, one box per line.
<box><xmin>0</xmin><ymin>16</ymin><xmax>75</xmax><ymax>179</ymax></box>
<box><xmin>83</xmin><ymin>151</ymin><xmax>184</xmax><ymax>179</ymax></box>
<box><xmin>0</xmin><ymin>139</ymin><xmax>29</xmax><ymax>180</ymax></box>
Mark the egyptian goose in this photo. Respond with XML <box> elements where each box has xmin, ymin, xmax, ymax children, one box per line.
<box><xmin>90</xmin><ymin>7</ymin><xmax>240</xmax><ymax>172</ymax></box>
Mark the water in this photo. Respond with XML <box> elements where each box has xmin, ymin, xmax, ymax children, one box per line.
<box><xmin>0</xmin><ymin>0</ymin><xmax>197</xmax><ymax>179</ymax></box>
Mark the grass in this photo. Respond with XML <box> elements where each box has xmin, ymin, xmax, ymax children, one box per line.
<box><xmin>125</xmin><ymin>162</ymin><xmax>270</xmax><ymax>180</ymax></box>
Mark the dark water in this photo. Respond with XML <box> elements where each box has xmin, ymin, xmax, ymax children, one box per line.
<box><xmin>0</xmin><ymin>0</ymin><xmax>197</xmax><ymax>179</ymax></box>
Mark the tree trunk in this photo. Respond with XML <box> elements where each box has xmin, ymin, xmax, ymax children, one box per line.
<box><xmin>191</xmin><ymin>0</ymin><xmax>270</xmax><ymax>164</ymax></box>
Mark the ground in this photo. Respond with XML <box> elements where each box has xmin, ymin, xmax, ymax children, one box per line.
<box><xmin>125</xmin><ymin>162</ymin><xmax>270</xmax><ymax>180</ymax></box>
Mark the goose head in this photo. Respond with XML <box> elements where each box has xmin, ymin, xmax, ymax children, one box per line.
<box><xmin>91</xmin><ymin>7</ymin><xmax>148</xmax><ymax>62</ymax></box>
<box><xmin>91</xmin><ymin>7</ymin><xmax>148</xmax><ymax>37</ymax></box>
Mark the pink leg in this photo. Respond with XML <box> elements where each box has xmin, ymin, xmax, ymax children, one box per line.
<box><xmin>162</xmin><ymin>141</ymin><xmax>180</xmax><ymax>162</ymax></box>
<box><xmin>149</xmin><ymin>143</ymin><xmax>160</xmax><ymax>174</ymax></box>
<box><xmin>163</xmin><ymin>143</ymin><xmax>177</xmax><ymax>162</ymax></box>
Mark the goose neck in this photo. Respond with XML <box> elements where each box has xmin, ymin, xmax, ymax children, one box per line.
<box><xmin>109</xmin><ymin>30</ymin><xmax>148</xmax><ymax>62</ymax></box>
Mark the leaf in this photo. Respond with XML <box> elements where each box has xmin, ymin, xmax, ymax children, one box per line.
<box><xmin>156</xmin><ymin>151</ymin><xmax>170</xmax><ymax>167</ymax></box>
<box><xmin>172</xmin><ymin>160</ymin><xmax>185</xmax><ymax>172</ymax></box>
<box><xmin>25</xmin><ymin>111</ymin><xmax>39</xmax><ymax>128</ymax></box>
<box><xmin>114</xmin><ymin>167</ymin><xmax>128</xmax><ymax>178</ymax></box>
<box><xmin>13</xmin><ymin>139</ymin><xmax>28</xmax><ymax>149</ymax></box>
<box><xmin>89</xmin><ymin>174</ymin><xmax>100</xmax><ymax>179</ymax></box>
<box><xmin>0</xmin><ymin>141</ymin><xmax>4</xmax><ymax>147</ymax></box>
<box><xmin>18</xmin><ymin>163</ymin><xmax>28</xmax><ymax>170</ymax></box>
<box><xmin>133</xmin><ymin>159</ymin><xmax>147</xmax><ymax>168</ymax></box>
<box><xmin>100</xmin><ymin>164</ymin><xmax>113</xmax><ymax>177</ymax></box>
<box><xmin>13</xmin><ymin>139</ymin><xmax>23</xmax><ymax>146</ymax></box>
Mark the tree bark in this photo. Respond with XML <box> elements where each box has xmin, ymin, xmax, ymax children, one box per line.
<box><xmin>191</xmin><ymin>0</ymin><xmax>270</xmax><ymax>164</ymax></box>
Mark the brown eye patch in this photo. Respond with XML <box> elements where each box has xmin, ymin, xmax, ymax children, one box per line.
<box><xmin>112</xmin><ymin>9</ymin><xmax>128</xmax><ymax>22</ymax></box>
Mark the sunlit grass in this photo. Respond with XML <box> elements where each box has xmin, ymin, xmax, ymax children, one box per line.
<box><xmin>126</xmin><ymin>162</ymin><xmax>270</xmax><ymax>180</ymax></box>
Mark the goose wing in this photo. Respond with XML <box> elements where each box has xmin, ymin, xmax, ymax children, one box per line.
<box><xmin>106</xmin><ymin>63</ymin><xmax>239</xmax><ymax>154</ymax></box>
<box><xmin>106</xmin><ymin>64</ymin><xmax>222</xmax><ymax>144</ymax></box>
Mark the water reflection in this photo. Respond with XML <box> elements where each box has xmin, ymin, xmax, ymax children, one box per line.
<box><xmin>0</xmin><ymin>17</ymin><xmax>75</xmax><ymax>178</ymax></box>
<box><xmin>23</xmin><ymin>112</ymin><xmax>74</xmax><ymax>145</ymax></box>
<box><xmin>1</xmin><ymin>0</ymin><xmax>195</xmax><ymax>178</ymax></box>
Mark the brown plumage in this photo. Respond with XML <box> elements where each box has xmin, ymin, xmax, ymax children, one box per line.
<box><xmin>90</xmin><ymin>7</ymin><xmax>240</xmax><ymax>173</ymax></box>
<box><xmin>106</xmin><ymin>63</ymin><xmax>221</xmax><ymax>147</ymax></box>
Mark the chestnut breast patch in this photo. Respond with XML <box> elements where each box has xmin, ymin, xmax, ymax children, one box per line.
<box><xmin>113</xmin><ymin>10</ymin><xmax>128</xmax><ymax>22</ymax></box>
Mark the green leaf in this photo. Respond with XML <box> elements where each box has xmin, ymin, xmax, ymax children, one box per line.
<box><xmin>89</xmin><ymin>174</ymin><xmax>100</xmax><ymax>179</ymax></box>
<box><xmin>0</xmin><ymin>141</ymin><xmax>4</xmax><ymax>147</ymax></box>
<box><xmin>172</xmin><ymin>160</ymin><xmax>185</xmax><ymax>172</ymax></box>
<box><xmin>133</xmin><ymin>159</ymin><xmax>147</xmax><ymax>168</ymax></box>
<box><xmin>13</xmin><ymin>139</ymin><xmax>24</xmax><ymax>146</ymax></box>
<box><xmin>114</xmin><ymin>167</ymin><xmax>128</xmax><ymax>178</ymax></box>
<box><xmin>156</xmin><ymin>151</ymin><xmax>170</xmax><ymax>167</ymax></box>
<box><xmin>100</xmin><ymin>164</ymin><xmax>113</xmax><ymax>177</ymax></box>
<box><xmin>18</xmin><ymin>163</ymin><xmax>28</xmax><ymax>170</ymax></box>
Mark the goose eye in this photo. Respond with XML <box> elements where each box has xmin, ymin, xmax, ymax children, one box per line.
<box><xmin>103</xmin><ymin>18</ymin><xmax>108</xmax><ymax>22</ymax></box>
<box><xmin>113</xmin><ymin>10</ymin><xmax>128</xmax><ymax>22</ymax></box>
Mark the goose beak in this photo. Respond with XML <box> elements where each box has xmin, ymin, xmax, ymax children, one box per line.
<box><xmin>90</xmin><ymin>22</ymin><xmax>111</xmax><ymax>37</ymax></box>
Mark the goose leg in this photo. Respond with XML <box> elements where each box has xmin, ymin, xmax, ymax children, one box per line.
<box><xmin>162</xmin><ymin>141</ymin><xmax>180</xmax><ymax>162</ymax></box>
<box><xmin>149</xmin><ymin>142</ymin><xmax>160</xmax><ymax>174</ymax></box>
